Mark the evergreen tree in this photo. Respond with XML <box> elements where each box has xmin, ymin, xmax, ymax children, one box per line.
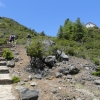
<box><xmin>57</xmin><ymin>25</ymin><xmax>63</xmax><ymax>39</ymax></box>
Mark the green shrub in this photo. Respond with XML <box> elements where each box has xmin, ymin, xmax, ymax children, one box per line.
<box><xmin>92</xmin><ymin>58</ymin><xmax>99</xmax><ymax>65</ymax></box>
<box><xmin>12</xmin><ymin>76</ymin><xmax>20</xmax><ymax>83</ymax></box>
<box><xmin>3</xmin><ymin>48</ymin><xmax>14</xmax><ymax>60</ymax></box>
<box><xmin>97</xmin><ymin>66</ymin><xmax>100</xmax><ymax>71</ymax></box>
<box><xmin>26</xmin><ymin>41</ymin><xmax>44</xmax><ymax>58</ymax></box>
<box><xmin>66</xmin><ymin>47</ymin><xmax>75</xmax><ymax>56</ymax></box>
<box><xmin>92</xmin><ymin>66</ymin><xmax>100</xmax><ymax>76</ymax></box>
<box><xmin>0</xmin><ymin>38</ymin><xmax>7</xmax><ymax>45</ymax></box>
<box><xmin>16</xmin><ymin>38</ymin><xmax>26</xmax><ymax>45</ymax></box>
<box><xmin>92</xmin><ymin>71</ymin><xmax>100</xmax><ymax>76</ymax></box>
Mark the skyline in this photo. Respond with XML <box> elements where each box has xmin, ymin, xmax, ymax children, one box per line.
<box><xmin>0</xmin><ymin>0</ymin><xmax>100</xmax><ymax>36</ymax></box>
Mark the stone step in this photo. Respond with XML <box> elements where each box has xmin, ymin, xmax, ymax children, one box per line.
<box><xmin>0</xmin><ymin>51</ymin><xmax>3</xmax><ymax>55</ymax></box>
<box><xmin>0</xmin><ymin>66</ymin><xmax>9</xmax><ymax>74</ymax></box>
<box><xmin>0</xmin><ymin>61</ymin><xmax>6</xmax><ymax>66</ymax></box>
<box><xmin>0</xmin><ymin>44</ymin><xmax>12</xmax><ymax>51</ymax></box>
<box><xmin>0</xmin><ymin>57</ymin><xmax>6</xmax><ymax>61</ymax></box>
<box><xmin>0</xmin><ymin>74</ymin><xmax>12</xmax><ymax>84</ymax></box>
<box><xmin>0</xmin><ymin>85</ymin><xmax>16</xmax><ymax>100</ymax></box>
<box><xmin>0</xmin><ymin>44</ymin><xmax>12</xmax><ymax>48</ymax></box>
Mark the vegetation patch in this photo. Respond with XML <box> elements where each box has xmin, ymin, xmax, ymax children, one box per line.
<box><xmin>92</xmin><ymin>66</ymin><xmax>100</xmax><ymax>76</ymax></box>
<box><xmin>12</xmin><ymin>76</ymin><xmax>20</xmax><ymax>83</ymax></box>
<box><xmin>3</xmin><ymin>48</ymin><xmax>14</xmax><ymax>60</ymax></box>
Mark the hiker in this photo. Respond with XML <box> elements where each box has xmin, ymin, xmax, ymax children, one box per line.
<box><xmin>9</xmin><ymin>35</ymin><xmax>12</xmax><ymax>43</ymax></box>
<box><xmin>11</xmin><ymin>34</ymin><xmax>15</xmax><ymax>42</ymax></box>
<box><xmin>27</xmin><ymin>34</ymin><xmax>31</xmax><ymax>41</ymax></box>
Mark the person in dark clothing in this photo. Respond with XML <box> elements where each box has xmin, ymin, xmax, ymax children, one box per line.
<box><xmin>11</xmin><ymin>34</ymin><xmax>15</xmax><ymax>42</ymax></box>
<box><xmin>27</xmin><ymin>34</ymin><xmax>31</xmax><ymax>41</ymax></box>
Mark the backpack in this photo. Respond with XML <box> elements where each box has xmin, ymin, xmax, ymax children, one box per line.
<box><xmin>9</xmin><ymin>36</ymin><xmax>12</xmax><ymax>40</ymax></box>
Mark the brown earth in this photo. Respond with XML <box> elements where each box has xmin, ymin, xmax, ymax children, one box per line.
<box><xmin>10</xmin><ymin>45</ymin><xmax>100</xmax><ymax>100</ymax></box>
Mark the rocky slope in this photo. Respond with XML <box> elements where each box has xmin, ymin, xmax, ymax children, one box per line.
<box><xmin>9</xmin><ymin>45</ymin><xmax>100</xmax><ymax>100</ymax></box>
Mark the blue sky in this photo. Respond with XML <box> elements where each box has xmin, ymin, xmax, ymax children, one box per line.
<box><xmin>0</xmin><ymin>0</ymin><xmax>100</xmax><ymax>36</ymax></box>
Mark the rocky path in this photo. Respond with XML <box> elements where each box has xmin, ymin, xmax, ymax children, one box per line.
<box><xmin>0</xmin><ymin>57</ymin><xmax>16</xmax><ymax>100</ymax></box>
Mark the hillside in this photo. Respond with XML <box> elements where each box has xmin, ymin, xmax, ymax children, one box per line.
<box><xmin>0</xmin><ymin>17</ymin><xmax>100</xmax><ymax>65</ymax></box>
<box><xmin>0</xmin><ymin>17</ymin><xmax>100</xmax><ymax>99</ymax></box>
<box><xmin>0</xmin><ymin>17</ymin><xmax>38</xmax><ymax>43</ymax></box>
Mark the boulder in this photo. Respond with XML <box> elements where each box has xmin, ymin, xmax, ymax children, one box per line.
<box><xmin>69</xmin><ymin>66</ymin><xmax>79</xmax><ymax>74</ymax></box>
<box><xmin>59</xmin><ymin>67</ymin><xmax>69</xmax><ymax>75</ymax></box>
<box><xmin>30</xmin><ymin>58</ymin><xmax>45</xmax><ymax>69</ymax></box>
<box><xmin>45</xmin><ymin>56</ymin><xmax>56</xmax><ymax>67</ymax></box>
<box><xmin>56</xmin><ymin>50</ymin><xmax>69</xmax><ymax>61</ymax></box>
<box><xmin>20</xmin><ymin>88</ymin><xmax>39</xmax><ymax>100</ymax></box>
<box><xmin>94</xmin><ymin>80</ymin><xmax>100</xmax><ymax>85</ymax></box>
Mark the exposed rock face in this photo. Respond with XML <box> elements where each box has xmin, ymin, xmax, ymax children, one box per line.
<box><xmin>43</xmin><ymin>39</ymin><xmax>55</xmax><ymax>47</ymax></box>
<box><xmin>20</xmin><ymin>88</ymin><xmax>39</xmax><ymax>100</ymax></box>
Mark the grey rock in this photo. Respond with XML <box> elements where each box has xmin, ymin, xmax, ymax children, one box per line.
<box><xmin>58</xmin><ymin>79</ymin><xmax>62</xmax><ymax>83</ymax></box>
<box><xmin>35</xmin><ymin>74</ymin><xmax>42</xmax><ymax>79</ymax></box>
<box><xmin>45</xmin><ymin>56</ymin><xmax>56</xmax><ymax>67</ymax></box>
<box><xmin>66</xmin><ymin>75</ymin><xmax>72</xmax><ymax>79</ymax></box>
<box><xmin>15</xmin><ymin>51</ymin><xmax>19</xmax><ymax>55</ymax></box>
<box><xmin>7</xmin><ymin>60</ymin><xmax>15</xmax><ymax>67</ymax></box>
<box><xmin>20</xmin><ymin>88</ymin><xmax>39</xmax><ymax>100</ymax></box>
<box><xmin>55</xmin><ymin>63</ymin><xmax>60</xmax><ymax>66</ymax></box>
<box><xmin>52</xmin><ymin>89</ymin><xmax>57</xmax><ymax>94</ymax></box>
<box><xmin>56</xmin><ymin>50</ymin><xmax>69</xmax><ymax>61</ymax></box>
<box><xmin>20</xmin><ymin>81</ymin><xmax>25</xmax><ymax>85</ymax></box>
<box><xmin>14</xmin><ymin>56</ymin><xmax>19</xmax><ymax>62</ymax></box>
<box><xmin>59</xmin><ymin>67</ymin><xmax>69</xmax><ymax>75</ymax></box>
<box><xmin>56</xmin><ymin>73</ymin><xmax>62</xmax><ymax>78</ymax></box>
<box><xmin>24</xmin><ymin>79</ymin><xmax>28</xmax><ymax>82</ymax></box>
<box><xmin>94</xmin><ymin>80</ymin><xmax>100</xmax><ymax>85</ymax></box>
<box><xmin>85</xmin><ymin>67</ymin><xmax>89</xmax><ymax>70</ymax></box>
<box><xmin>43</xmin><ymin>39</ymin><xmax>55</xmax><ymax>47</ymax></box>
<box><xmin>76</xmin><ymin>98</ymin><xmax>82</xmax><ymax>100</ymax></box>
<box><xmin>28</xmin><ymin>75</ymin><xmax>32</xmax><ymax>80</ymax></box>
<box><xmin>30</xmin><ymin>82</ymin><xmax>37</xmax><ymax>86</ymax></box>
<box><xmin>69</xmin><ymin>66</ymin><xmax>79</xmax><ymax>74</ymax></box>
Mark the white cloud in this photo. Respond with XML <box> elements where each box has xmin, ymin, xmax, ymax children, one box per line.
<box><xmin>0</xmin><ymin>2</ymin><xmax>5</xmax><ymax>7</ymax></box>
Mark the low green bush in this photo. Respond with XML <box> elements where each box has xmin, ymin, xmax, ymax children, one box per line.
<box><xmin>97</xmin><ymin>66</ymin><xmax>100</xmax><ymax>71</ymax></box>
<box><xmin>12</xmin><ymin>76</ymin><xmax>20</xmax><ymax>83</ymax></box>
<box><xmin>92</xmin><ymin>66</ymin><xmax>100</xmax><ymax>76</ymax></box>
<box><xmin>0</xmin><ymin>38</ymin><xmax>7</xmax><ymax>45</ymax></box>
<box><xmin>3</xmin><ymin>48</ymin><xmax>14</xmax><ymax>60</ymax></box>
<box><xmin>92</xmin><ymin>58</ymin><xmax>99</xmax><ymax>65</ymax></box>
<box><xmin>66</xmin><ymin>47</ymin><xmax>75</xmax><ymax>56</ymax></box>
<box><xmin>92</xmin><ymin>71</ymin><xmax>100</xmax><ymax>76</ymax></box>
